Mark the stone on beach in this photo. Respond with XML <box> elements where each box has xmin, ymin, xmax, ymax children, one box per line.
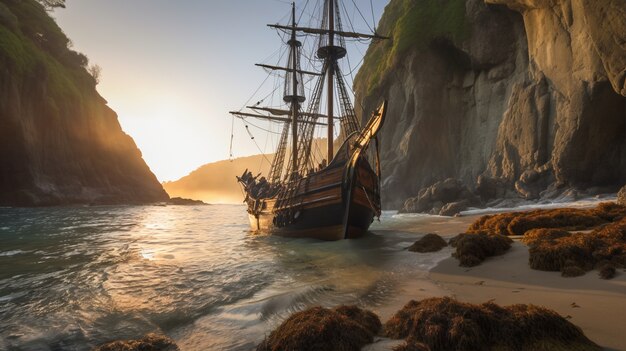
<box><xmin>167</xmin><ymin>197</ymin><xmax>208</xmax><ymax>205</ymax></box>
<box><xmin>401</xmin><ymin>178</ymin><xmax>480</xmax><ymax>216</ymax></box>
<box><xmin>618</xmin><ymin>185</ymin><xmax>626</xmax><ymax>206</ymax></box>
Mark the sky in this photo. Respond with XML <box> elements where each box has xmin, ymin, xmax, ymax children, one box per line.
<box><xmin>53</xmin><ymin>0</ymin><xmax>388</xmax><ymax>181</ymax></box>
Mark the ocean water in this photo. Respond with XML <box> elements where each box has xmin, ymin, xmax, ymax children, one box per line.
<box><xmin>0</xmin><ymin>205</ymin><xmax>446</xmax><ymax>351</ymax></box>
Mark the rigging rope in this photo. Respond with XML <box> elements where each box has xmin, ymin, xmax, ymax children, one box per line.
<box><xmin>244</xmin><ymin>125</ymin><xmax>273</xmax><ymax>165</ymax></box>
<box><xmin>370</xmin><ymin>0</ymin><xmax>377</xmax><ymax>32</ymax></box>
<box><xmin>229</xmin><ymin>114</ymin><xmax>235</xmax><ymax>160</ymax></box>
<box><xmin>349</xmin><ymin>0</ymin><xmax>375</xmax><ymax>33</ymax></box>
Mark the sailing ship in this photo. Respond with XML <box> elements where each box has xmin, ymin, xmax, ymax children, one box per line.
<box><xmin>230</xmin><ymin>0</ymin><xmax>388</xmax><ymax>240</ymax></box>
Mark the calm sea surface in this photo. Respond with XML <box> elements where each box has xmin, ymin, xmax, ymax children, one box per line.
<box><xmin>0</xmin><ymin>205</ymin><xmax>447</xmax><ymax>350</ymax></box>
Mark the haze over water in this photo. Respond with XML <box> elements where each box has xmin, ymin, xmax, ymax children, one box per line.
<box><xmin>0</xmin><ymin>205</ymin><xmax>444</xmax><ymax>350</ymax></box>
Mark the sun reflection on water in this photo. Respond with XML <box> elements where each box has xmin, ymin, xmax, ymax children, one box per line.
<box><xmin>0</xmin><ymin>204</ymin><xmax>434</xmax><ymax>350</ymax></box>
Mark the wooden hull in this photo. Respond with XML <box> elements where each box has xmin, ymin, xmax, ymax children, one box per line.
<box><xmin>245</xmin><ymin>158</ymin><xmax>380</xmax><ymax>240</ymax></box>
<box><xmin>241</xmin><ymin>101</ymin><xmax>387</xmax><ymax>241</ymax></box>
<box><xmin>247</xmin><ymin>194</ymin><xmax>376</xmax><ymax>240</ymax></box>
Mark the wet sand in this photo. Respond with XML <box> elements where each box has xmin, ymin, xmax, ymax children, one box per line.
<box><xmin>370</xmin><ymin>213</ymin><xmax>626</xmax><ymax>351</ymax></box>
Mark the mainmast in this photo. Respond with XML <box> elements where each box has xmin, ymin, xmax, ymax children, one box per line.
<box><xmin>289</xmin><ymin>2</ymin><xmax>299</xmax><ymax>176</ymax></box>
<box><xmin>317</xmin><ymin>0</ymin><xmax>347</xmax><ymax>162</ymax></box>
<box><xmin>326</xmin><ymin>0</ymin><xmax>335</xmax><ymax>162</ymax></box>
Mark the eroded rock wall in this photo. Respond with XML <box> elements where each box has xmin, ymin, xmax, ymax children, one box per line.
<box><xmin>355</xmin><ymin>0</ymin><xmax>626</xmax><ymax>209</ymax></box>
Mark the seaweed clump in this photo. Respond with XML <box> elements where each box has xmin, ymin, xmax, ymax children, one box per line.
<box><xmin>257</xmin><ymin>305</ymin><xmax>381</xmax><ymax>351</ymax></box>
<box><xmin>598</xmin><ymin>262</ymin><xmax>616</xmax><ymax>279</ymax></box>
<box><xmin>393</xmin><ymin>340</ymin><xmax>431</xmax><ymax>351</ymax></box>
<box><xmin>384</xmin><ymin>297</ymin><xmax>600</xmax><ymax>351</ymax></box>
<box><xmin>450</xmin><ymin>233</ymin><xmax>512</xmax><ymax>266</ymax></box>
<box><xmin>523</xmin><ymin>218</ymin><xmax>626</xmax><ymax>278</ymax></box>
<box><xmin>408</xmin><ymin>233</ymin><xmax>447</xmax><ymax>253</ymax></box>
<box><xmin>467</xmin><ymin>202</ymin><xmax>626</xmax><ymax>237</ymax></box>
<box><xmin>94</xmin><ymin>333</ymin><xmax>179</xmax><ymax>351</ymax></box>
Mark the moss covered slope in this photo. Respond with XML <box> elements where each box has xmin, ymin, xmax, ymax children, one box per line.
<box><xmin>354</xmin><ymin>0</ymin><xmax>467</xmax><ymax>95</ymax></box>
<box><xmin>0</xmin><ymin>0</ymin><xmax>168</xmax><ymax>205</ymax></box>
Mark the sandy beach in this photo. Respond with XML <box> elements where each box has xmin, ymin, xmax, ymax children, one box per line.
<box><xmin>368</xmin><ymin>212</ymin><xmax>626</xmax><ymax>351</ymax></box>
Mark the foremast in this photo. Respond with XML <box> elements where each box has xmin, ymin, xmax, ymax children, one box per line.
<box><xmin>287</xmin><ymin>3</ymin><xmax>301</xmax><ymax>178</ymax></box>
<box><xmin>324</xmin><ymin>0</ymin><xmax>337</xmax><ymax>161</ymax></box>
<box><xmin>230</xmin><ymin>2</ymin><xmax>308</xmax><ymax>184</ymax></box>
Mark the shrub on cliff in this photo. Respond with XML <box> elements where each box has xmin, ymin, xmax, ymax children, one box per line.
<box><xmin>257</xmin><ymin>305</ymin><xmax>381</xmax><ymax>351</ymax></box>
<box><xmin>354</xmin><ymin>0</ymin><xmax>468</xmax><ymax>95</ymax></box>
<box><xmin>408</xmin><ymin>233</ymin><xmax>447</xmax><ymax>253</ymax></box>
<box><xmin>450</xmin><ymin>233</ymin><xmax>512</xmax><ymax>266</ymax></box>
<box><xmin>0</xmin><ymin>0</ymin><xmax>95</xmax><ymax>104</ymax></box>
<box><xmin>384</xmin><ymin>297</ymin><xmax>600</xmax><ymax>351</ymax></box>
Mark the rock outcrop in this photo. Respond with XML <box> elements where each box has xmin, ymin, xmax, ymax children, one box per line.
<box><xmin>401</xmin><ymin>178</ymin><xmax>480</xmax><ymax>215</ymax></box>
<box><xmin>355</xmin><ymin>0</ymin><xmax>626</xmax><ymax>209</ymax></box>
<box><xmin>0</xmin><ymin>0</ymin><xmax>168</xmax><ymax>206</ymax></box>
<box><xmin>618</xmin><ymin>185</ymin><xmax>626</xmax><ymax>206</ymax></box>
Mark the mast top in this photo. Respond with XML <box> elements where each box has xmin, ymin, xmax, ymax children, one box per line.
<box><xmin>283</xmin><ymin>2</ymin><xmax>305</xmax><ymax>105</ymax></box>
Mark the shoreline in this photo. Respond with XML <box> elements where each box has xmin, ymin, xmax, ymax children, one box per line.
<box><xmin>369</xmin><ymin>212</ymin><xmax>626</xmax><ymax>351</ymax></box>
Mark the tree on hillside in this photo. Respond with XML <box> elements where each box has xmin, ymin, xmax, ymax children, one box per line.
<box><xmin>88</xmin><ymin>64</ymin><xmax>102</xmax><ymax>85</ymax></box>
<box><xmin>38</xmin><ymin>0</ymin><xmax>65</xmax><ymax>10</ymax></box>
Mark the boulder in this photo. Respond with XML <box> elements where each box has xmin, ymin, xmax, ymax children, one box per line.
<box><xmin>618</xmin><ymin>185</ymin><xmax>626</xmax><ymax>206</ymax></box>
<box><xmin>514</xmin><ymin>165</ymin><xmax>554</xmax><ymax>200</ymax></box>
<box><xmin>167</xmin><ymin>197</ymin><xmax>208</xmax><ymax>206</ymax></box>
<box><xmin>401</xmin><ymin>178</ymin><xmax>480</xmax><ymax>216</ymax></box>
<box><xmin>439</xmin><ymin>200</ymin><xmax>470</xmax><ymax>216</ymax></box>
<box><xmin>476</xmin><ymin>174</ymin><xmax>506</xmax><ymax>202</ymax></box>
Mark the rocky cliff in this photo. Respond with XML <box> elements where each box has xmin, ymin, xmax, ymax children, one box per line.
<box><xmin>0</xmin><ymin>0</ymin><xmax>168</xmax><ymax>206</ymax></box>
<box><xmin>355</xmin><ymin>0</ymin><xmax>626</xmax><ymax>210</ymax></box>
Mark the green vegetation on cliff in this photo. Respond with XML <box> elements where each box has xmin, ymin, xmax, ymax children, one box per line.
<box><xmin>0</xmin><ymin>0</ymin><xmax>94</xmax><ymax>107</ymax></box>
<box><xmin>355</xmin><ymin>0</ymin><xmax>468</xmax><ymax>94</ymax></box>
<box><xmin>0</xmin><ymin>0</ymin><xmax>167</xmax><ymax>205</ymax></box>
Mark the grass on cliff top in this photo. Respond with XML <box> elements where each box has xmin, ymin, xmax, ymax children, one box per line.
<box><xmin>354</xmin><ymin>0</ymin><xmax>468</xmax><ymax>95</ymax></box>
<box><xmin>0</xmin><ymin>0</ymin><xmax>94</xmax><ymax>105</ymax></box>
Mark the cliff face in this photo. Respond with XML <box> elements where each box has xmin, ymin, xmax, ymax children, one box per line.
<box><xmin>355</xmin><ymin>0</ymin><xmax>626</xmax><ymax>209</ymax></box>
<box><xmin>0</xmin><ymin>0</ymin><xmax>168</xmax><ymax>206</ymax></box>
